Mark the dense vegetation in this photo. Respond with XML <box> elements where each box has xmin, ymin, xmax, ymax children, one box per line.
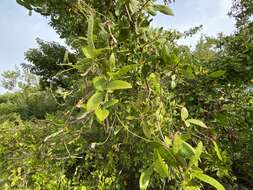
<box><xmin>0</xmin><ymin>0</ymin><xmax>252</xmax><ymax>189</ymax></box>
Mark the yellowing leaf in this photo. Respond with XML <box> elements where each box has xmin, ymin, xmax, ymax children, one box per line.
<box><xmin>139</xmin><ymin>167</ymin><xmax>153</xmax><ymax>190</ymax></box>
<box><xmin>164</xmin><ymin>136</ymin><xmax>172</xmax><ymax>146</ymax></box>
<box><xmin>106</xmin><ymin>80</ymin><xmax>132</xmax><ymax>90</ymax></box>
<box><xmin>187</xmin><ymin>119</ymin><xmax>208</xmax><ymax>128</ymax></box>
<box><xmin>95</xmin><ymin>107</ymin><xmax>109</xmax><ymax>122</ymax></box>
<box><xmin>82</xmin><ymin>47</ymin><xmax>92</xmax><ymax>59</ymax></box>
<box><xmin>86</xmin><ymin>92</ymin><xmax>104</xmax><ymax>111</ymax></box>
<box><xmin>181</xmin><ymin>107</ymin><xmax>189</xmax><ymax>121</ymax></box>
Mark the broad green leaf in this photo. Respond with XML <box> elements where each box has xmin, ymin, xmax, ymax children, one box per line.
<box><xmin>106</xmin><ymin>80</ymin><xmax>132</xmax><ymax>90</ymax></box>
<box><xmin>181</xmin><ymin>107</ymin><xmax>189</xmax><ymax>121</ymax></box>
<box><xmin>157</xmin><ymin>146</ymin><xmax>177</xmax><ymax>166</ymax></box>
<box><xmin>93</xmin><ymin>76</ymin><xmax>107</xmax><ymax>91</ymax></box>
<box><xmin>212</xmin><ymin>141</ymin><xmax>223</xmax><ymax>161</ymax></box>
<box><xmin>186</xmin><ymin>119</ymin><xmax>208</xmax><ymax>128</ymax></box>
<box><xmin>154</xmin><ymin>4</ymin><xmax>174</xmax><ymax>16</ymax></box>
<box><xmin>87</xmin><ymin>92</ymin><xmax>104</xmax><ymax>111</ymax></box>
<box><xmin>208</xmin><ymin>70</ymin><xmax>225</xmax><ymax>78</ymax></box>
<box><xmin>154</xmin><ymin>150</ymin><xmax>169</xmax><ymax>178</ymax></box>
<box><xmin>103</xmin><ymin>99</ymin><xmax>119</xmax><ymax>108</ymax></box>
<box><xmin>95</xmin><ymin>107</ymin><xmax>109</xmax><ymax>122</ymax></box>
<box><xmin>139</xmin><ymin>167</ymin><xmax>153</xmax><ymax>190</ymax></box>
<box><xmin>193</xmin><ymin>172</ymin><xmax>225</xmax><ymax>190</ymax></box>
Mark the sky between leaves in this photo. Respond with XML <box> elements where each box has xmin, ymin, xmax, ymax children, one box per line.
<box><xmin>0</xmin><ymin>0</ymin><xmax>235</xmax><ymax>93</ymax></box>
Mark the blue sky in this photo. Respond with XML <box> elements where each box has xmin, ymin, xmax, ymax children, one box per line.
<box><xmin>0</xmin><ymin>0</ymin><xmax>235</xmax><ymax>93</ymax></box>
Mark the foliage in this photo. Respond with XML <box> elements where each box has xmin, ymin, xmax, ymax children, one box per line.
<box><xmin>0</xmin><ymin>0</ymin><xmax>252</xmax><ymax>189</ymax></box>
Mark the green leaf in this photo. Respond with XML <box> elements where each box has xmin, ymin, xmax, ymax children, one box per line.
<box><xmin>82</xmin><ymin>47</ymin><xmax>92</xmax><ymax>59</ymax></box>
<box><xmin>109</xmin><ymin>53</ymin><xmax>116</xmax><ymax>69</ymax></box>
<box><xmin>171</xmin><ymin>80</ymin><xmax>176</xmax><ymax>89</ymax></box>
<box><xmin>173</xmin><ymin>134</ymin><xmax>182</xmax><ymax>154</ymax></box>
<box><xmin>186</xmin><ymin>119</ymin><xmax>208</xmax><ymax>128</ymax></box>
<box><xmin>193</xmin><ymin>172</ymin><xmax>225</xmax><ymax>190</ymax></box>
<box><xmin>161</xmin><ymin>45</ymin><xmax>170</xmax><ymax>63</ymax></box>
<box><xmin>139</xmin><ymin>167</ymin><xmax>153</xmax><ymax>190</ymax></box>
<box><xmin>181</xmin><ymin>141</ymin><xmax>195</xmax><ymax>158</ymax></box>
<box><xmin>208</xmin><ymin>70</ymin><xmax>225</xmax><ymax>78</ymax></box>
<box><xmin>157</xmin><ymin>146</ymin><xmax>177</xmax><ymax>166</ymax></box>
<box><xmin>87</xmin><ymin>14</ymin><xmax>95</xmax><ymax>54</ymax></box>
<box><xmin>212</xmin><ymin>141</ymin><xmax>223</xmax><ymax>161</ymax></box>
<box><xmin>164</xmin><ymin>136</ymin><xmax>172</xmax><ymax>146</ymax></box>
<box><xmin>154</xmin><ymin>4</ymin><xmax>174</xmax><ymax>16</ymax></box>
<box><xmin>103</xmin><ymin>99</ymin><xmax>119</xmax><ymax>108</ymax></box>
<box><xmin>107</xmin><ymin>64</ymin><xmax>138</xmax><ymax>79</ymax></box>
<box><xmin>181</xmin><ymin>107</ymin><xmax>189</xmax><ymax>121</ymax></box>
<box><xmin>87</xmin><ymin>92</ymin><xmax>104</xmax><ymax>111</ymax></box>
<box><xmin>95</xmin><ymin>107</ymin><xmax>109</xmax><ymax>122</ymax></box>
<box><xmin>93</xmin><ymin>76</ymin><xmax>107</xmax><ymax>91</ymax></box>
<box><xmin>142</xmin><ymin>125</ymin><xmax>152</xmax><ymax>138</ymax></box>
<box><xmin>154</xmin><ymin>150</ymin><xmax>169</xmax><ymax>178</ymax></box>
<box><xmin>189</xmin><ymin>141</ymin><xmax>203</xmax><ymax>167</ymax></box>
<box><xmin>106</xmin><ymin>80</ymin><xmax>132</xmax><ymax>90</ymax></box>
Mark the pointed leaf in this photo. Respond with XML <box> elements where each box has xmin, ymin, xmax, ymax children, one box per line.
<box><xmin>109</xmin><ymin>53</ymin><xmax>116</xmax><ymax>69</ymax></box>
<box><xmin>139</xmin><ymin>167</ymin><xmax>153</xmax><ymax>190</ymax></box>
<box><xmin>181</xmin><ymin>141</ymin><xmax>195</xmax><ymax>158</ymax></box>
<box><xmin>103</xmin><ymin>99</ymin><xmax>119</xmax><ymax>108</ymax></box>
<box><xmin>93</xmin><ymin>76</ymin><xmax>107</xmax><ymax>91</ymax></box>
<box><xmin>212</xmin><ymin>141</ymin><xmax>223</xmax><ymax>161</ymax></box>
<box><xmin>106</xmin><ymin>80</ymin><xmax>132</xmax><ymax>90</ymax></box>
<box><xmin>208</xmin><ymin>70</ymin><xmax>225</xmax><ymax>79</ymax></box>
<box><xmin>173</xmin><ymin>134</ymin><xmax>182</xmax><ymax>154</ymax></box>
<box><xmin>187</xmin><ymin>119</ymin><xmax>208</xmax><ymax>128</ymax></box>
<box><xmin>181</xmin><ymin>107</ymin><xmax>189</xmax><ymax>121</ymax></box>
<box><xmin>87</xmin><ymin>92</ymin><xmax>104</xmax><ymax>111</ymax></box>
<box><xmin>95</xmin><ymin>108</ymin><xmax>109</xmax><ymax>122</ymax></box>
<box><xmin>107</xmin><ymin>64</ymin><xmax>138</xmax><ymax>79</ymax></box>
<box><xmin>82</xmin><ymin>47</ymin><xmax>92</xmax><ymax>59</ymax></box>
<box><xmin>189</xmin><ymin>141</ymin><xmax>203</xmax><ymax>167</ymax></box>
<box><xmin>154</xmin><ymin>150</ymin><xmax>169</xmax><ymax>178</ymax></box>
<box><xmin>193</xmin><ymin>172</ymin><xmax>225</xmax><ymax>190</ymax></box>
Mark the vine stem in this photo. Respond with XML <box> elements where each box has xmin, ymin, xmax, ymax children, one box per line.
<box><xmin>116</xmin><ymin>114</ymin><xmax>152</xmax><ymax>143</ymax></box>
